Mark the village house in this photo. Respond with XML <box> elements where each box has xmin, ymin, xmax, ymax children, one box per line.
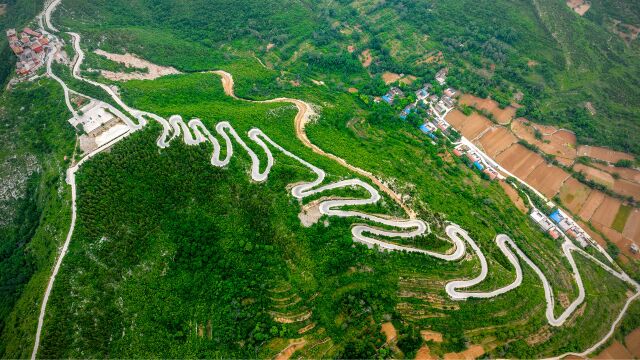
<box><xmin>6</xmin><ymin>27</ymin><xmax>49</xmax><ymax>76</ymax></box>
<box><xmin>381</xmin><ymin>87</ymin><xmax>405</xmax><ymax>105</ymax></box>
<box><xmin>444</xmin><ymin>87</ymin><xmax>457</xmax><ymax>98</ymax></box>
<box><xmin>435</xmin><ymin>68</ymin><xmax>448</xmax><ymax>85</ymax></box>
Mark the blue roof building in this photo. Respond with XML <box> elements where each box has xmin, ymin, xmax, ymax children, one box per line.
<box><xmin>419</xmin><ymin>124</ymin><xmax>431</xmax><ymax>133</ymax></box>
<box><xmin>473</xmin><ymin>161</ymin><xmax>484</xmax><ymax>171</ymax></box>
<box><xmin>550</xmin><ymin>210</ymin><xmax>563</xmax><ymax>223</ymax></box>
<box><xmin>382</xmin><ymin>94</ymin><xmax>393</xmax><ymax>104</ymax></box>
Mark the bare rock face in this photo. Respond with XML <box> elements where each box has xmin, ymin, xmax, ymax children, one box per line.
<box><xmin>0</xmin><ymin>153</ymin><xmax>40</xmax><ymax>226</ymax></box>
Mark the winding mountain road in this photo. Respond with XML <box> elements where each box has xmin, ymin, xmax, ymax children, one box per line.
<box><xmin>30</xmin><ymin>1</ymin><xmax>640</xmax><ymax>359</ymax></box>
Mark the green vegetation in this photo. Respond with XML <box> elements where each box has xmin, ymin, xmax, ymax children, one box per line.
<box><xmin>1</xmin><ymin>0</ymin><xmax>639</xmax><ymax>357</ymax></box>
<box><xmin>611</xmin><ymin>205</ymin><xmax>632</xmax><ymax>232</ymax></box>
<box><xmin>0</xmin><ymin>79</ymin><xmax>75</xmax><ymax>356</ymax></box>
<box><xmin>24</xmin><ymin>72</ymin><xmax>634</xmax><ymax>358</ymax></box>
<box><xmin>52</xmin><ymin>0</ymin><xmax>640</xmax><ymax>155</ymax></box>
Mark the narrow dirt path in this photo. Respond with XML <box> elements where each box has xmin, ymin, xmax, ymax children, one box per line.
<box><xmin>211</xmin><ymin>70</ymin><xmax>416</xmax><ymax>218</ymax></box>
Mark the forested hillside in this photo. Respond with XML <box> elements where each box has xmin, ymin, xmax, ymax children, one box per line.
<box><xmin>52</xmin><ymin>0</ymin><xmax>640</xmax><ymax>155</ymax></box>
<box><xmin>1</xmin><ymin>0</ymin><xmax>639</xmax><ymax>358</ymax></box>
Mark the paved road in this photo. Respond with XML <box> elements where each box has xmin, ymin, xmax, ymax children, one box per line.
<box><xmin>30</xmin><ymin>1</ymin><xmax>640</xmax><ymax>358</ymax></box>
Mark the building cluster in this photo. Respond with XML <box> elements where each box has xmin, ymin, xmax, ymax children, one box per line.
<box><xmin>549</xmin><ymin>209</ymin><xmax>592</xmax><ymax>247</ymax></box>
<box><xmin>453</xmin><ymin>144</ymin><xmax>500</xmax><ymax>180</ymax></box>
<box><xmin>530</xmin><ymin>207</ymin><xmax>592</xmax><ymax>246</ymax></box>
<box><xmin>530</xmin><ymin>209</ymin><xmax>562</xmax><ymax>240</ymax></box>
<box><xmin>381</xmin><ymin>87</ymin><xmax>404</xmax><ymax>105</ymax></box>
<box><xmin>68</xmin><ymin>100</ymin><xmax>130</xmax><ymax>153</ymax></box>
<box><xmin>7</xmin><ymin>27</ymin><xmax>49</xmax><ymax>75</ymax></box>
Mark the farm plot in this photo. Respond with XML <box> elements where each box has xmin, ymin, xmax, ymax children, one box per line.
<box><xmin>445</xmin><ymin>109</ymin><xmax>493</xmax><ymax>139</ymax></box>
<box><xmin>613</xmin><ymin>179</ymin><xmax>640</xmax><ymax>201</ymax></box>
<box><xmin>592</xmin><ymin>163</ymin><xmax>640</xmax><ymax>184</ymax></box>
<box><xmin>458</xmin><ymin>94</ymin><xmax>516</xmax><ymax>125</ymax></box>
<box><xmin>591</xmin><ymin>196</ymin><xmax>622</xmax><ymax>230</ymax></box>
<box><xmin>511</xmin><ymin>119</ymin><xmax>577</xmax><ymax>165</ymax></box>
<box><xmin>558</xmin><ymin>177</ymin><xmax>592</xmax><ymax>214</ymax></box>
<box><xmin>495</xmin><ymin>144</ymin><xmax>545</xmax><ymax>179</ymax></box>
<box><xmin>524</xmin><ymin>163</ymin><xmax>570</xmax><ymax>198</ymax></box>
<box><xmin>623</xmin><ymin>209</ymin><xmax>640</xmax><ymax>243</ymax></box>
<box><xmin>577</xmin><ymin>190</ymin><xmax>605</xmax><ymax>221</ymax></box>
<box><xmin>577</xmin><ymin>145</ymin><xmax>634</xmax><ymax>163</ymax></box>
<box><xmin>476</xmin><ymin>126</ymin><xmax>518</xmax><ymax>158</ymax></box>
<box><xmin>573</xmin><ymin>164</ymin><xmax>615</xmax><ymax>188</ymax></box>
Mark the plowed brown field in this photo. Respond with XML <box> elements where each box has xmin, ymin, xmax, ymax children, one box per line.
<box><xmin>525</xmin><ymin>163</ymin><xmax>570</xmax><ymax>198</ymax></box>
<box><xmin>445</xmin><ymin>110</ymin><xmax>493</xmax><ymax>139</ymax></box>
<box><xmin>511</xmin><ymin>119</ymin><xmax>577</xmax><ymax>165</ymax></box>
<box><xmin>577</xmin><ymin>191</ymin><xmax>605</xmax><ymax>221</ymax></box>
<box><xmin>623</xmin><ymin>209</ymin><xmax>640</xmax><ymax>243</ymax></box>
<box><xmin>591</xmin><ymin>196</ymin><xmax>622</xmax><ymax>228</ymax></box>
<box><xmin>476</xmin><ymin>126</ymin><xmax>517</xmax><ymax>158</ymax></box>
<box><xmin>496</xmin><ymin>144</ymin><xmax>545</xmax><ymax>179</ymax></box>
<box><xmin>593</xmin><ymin>163</ymin><xmax>640</xmax><ymax>184</ymax></box>
<box><xmin>613</xmin><ymin>179</ymin><xmax>640</xmax><ymax>200</ymax></box>
<box><xmin>574</xmin><ymin>164</ymin><xmax>615</xmax><ymax>188</ymax></box>
<box><xmin>558</xmin><ymin>178</ymin><xmax>592</xmax><ymax>214</ymax></box>
<box><xmin>577</xmin><ymin>145</ymin><xmax>634</xmax><ymax>163</ymax></box>
<box><xmin>458</xmin><ymin>94</ymin><xmax>516</xmax><ymax>124</ymax></box>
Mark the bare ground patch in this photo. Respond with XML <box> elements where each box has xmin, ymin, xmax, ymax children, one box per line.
<box><xmin>94</xmin><ymin>49</ymin><xmax>181</xmax><ymax>81</ymax></box>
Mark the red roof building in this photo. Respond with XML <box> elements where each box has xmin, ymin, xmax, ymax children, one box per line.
<box><xmin>453</xmin><ymin>149</ymin><xmax>463</xmax><ymax>157</ymax></box>
<box><xmin>32</xmin><ymin>41</ymin><xmax>43</xmax><ymax>53</ymax></box>
<box><xmin>21</xmin><ymin>35</ymin><xmax>29</xmax><ymax>43</ymax></box>
<box><xmin>23</xmin><ymin>27</ymin><xmax>40</xmax><ymax>37</ymax></box>
<box><xmin>10</xmin><ymin>45</ymin><xmax>23</xmax><ymax>55</ymax></box>
<box><xmin>548</xmin><ymin>229</ymin><xmax>560</xmax><ymax>240</ymax></box>
<box><xmin>483</xmin><ymin>169</ymin><xmax>497</xmax><ymax>180</ymax></box>
<box><xmin>39</xmin><ymin>36</ymin><xmax>49</xmax><ymax>45</ymax></box>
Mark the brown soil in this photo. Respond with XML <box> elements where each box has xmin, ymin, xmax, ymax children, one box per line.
<box><xmin>624</xmin><ymin>328</ymin><xmax>640</xmax><ymax>357</ymax></box>
<box><xmin>458</xmin><ymin>94</ymin><xmax>516</xmax><ymax>125</ymax></box>
<box><xmin>382</xmin><ymin>71</ymin><xmax>401</xmax><ymax>84</ymax></box>
<box><xmin>591</xmin><ymin>195</ymin><xmax>622</xmax><ymax>228</ymax></box>
<box><xmin>443</xmin><ymin>345</ymin><xmax>485</xmax><ymax>360</ymax></box>
<box><xmin>420</xmin><ymin>330</ymin><xmax>443</xmax><ymax>343</ymax></box>
<box><xmin>416</xmin><ymin>346</ymin><xmax>437</xmax><ymax>360</ymax></box>
<box><xmin>347</xmin><ymin>45</ymin><xmax>355</xmax><ymax>53</ymax></box>
<box><xmin>381</xmin><ymin>322</ymin><xmax>397</xmax><ymax>343</ymax></box>
<box><xmin>476</xmin><ymin>126</ymin><xmax>518</xmax><ymax>158</ymax></box>
<box><xmin>596</xmin><ymin>341</ymin><xmax>633</xmax><ymax>359</ymax></box>
<box><xmin>499</xmin><ymin>181</ymin><xmax>528</xmax><ymax>213</ymax></box>
<box><xmin>592</xmin><ymin>163</ymin><xmax>640</xmax><ymax>184</ymax></box>
<box><xmin>566</xmin><ymin>0</ymin><xmax>590</xmax><ymax>16</ymax></box>
<box><xmin>496</xmin><ymin>144</ymin><xmax>546</xmax><ymax>179</ymax></box>
<box><xmin>381</xmin><ymin>322</ymin><xmax>398</xmax><ymax>343</ymax></box>
<box><xmin>622</xmin><ymin>208</ymin><xmax>640</xmax><ymax>243</ymax></box>
<box><xmin>574</xmin><ymin>164</ymin><xmax>615</xmax><ymax>188</ymax></box>
<box><xmin>360</xmin><ymin>49</ymin><xmax>372</xmax><ymax>68</ymax></box>
<box><xmin>527</xmin><ymin>59</ymin><xmax>539</xmax><ymax>67</ymax></box>
<box><xmin>558</xmin><ymin>178</ymin><xmax>592</xmax><ymax>214</ymax></box>
<box><xmin>445</xmin><ymin>109</ymin><xmax>493</xmax><ymax>140</ymax></box>
<box><xmin>347</xmin><ymin>87</ymin><xmax>358</xmax><ymax>93</ymax></box>
<box><xmin>524</xmin><ymin>163</ymin><xmax>570</xmax><ymax>198</ymax></box>
<box><xmin>613</xmin><ymin>179</ymin><xmax>640</xmax><ymax>200</ymax></box>
<box><xmin>94</xmin><ymin>49</ymin><xmax>181</xmax><ymax>81</ymax></box>
<box><xmin>0</xmin><ymin>4</ymin><xmax>7</xmax><ymax>16</ymax></box>
<box><xmin>275</xmin><ymin>338</ymin><xmax>307</xmax><ymax>360</ymax></box>
<box><xmin>511</xmin><ymin>118</ymin><xmax>577</xmax><ymax>164</ymax></box>
<box><xmin>576</xmin><ymin>145</ymin><xmax>634</xmax><ymax>163</ymax></box>
<box><xmin>400</xmin><ymin>75</ymin><xmax>417</xmax><ymax>85</ymax></box>
<box><xmin>577</xmin><ymin>190</ymin><xmax>605</xmax><ymax>221</ymax></box>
